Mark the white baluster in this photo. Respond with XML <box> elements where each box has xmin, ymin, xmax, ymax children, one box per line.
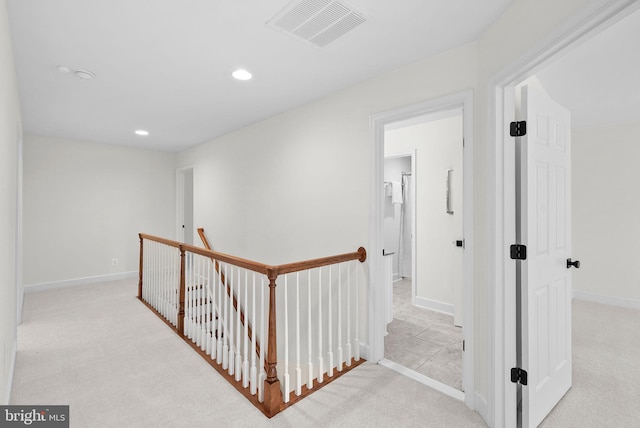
<box><xmin>235</xmin><ymin>267</ymin><xmax>242</xmax><ymax>382</ymax></box>
<box><xmin>195</xmin><ymin>255</ymin><xmax>201</xmax><ymax>346</ymax></box>
<box><xmin>283</xmin><ymin>274</ymin><xmax>290</xmax><ymax>403</ymax></box>
<box><xmin>216</xmin><ymin>261</ymin><xmax>224</xmax><ymax>365</ymax></box>
<box><xmin>307</xmin><ymin>269</ymin><xmax>314</xmax><ymax>389</ymax></box>
<box><xmin>149</xmin><ymin>241</ymin><xmax>153</xmax><ymax>305</ymax></box>
<box><xmin>295</xmin><ymin>272</ymin><xmax>302</xmax><ymax>396</ymax></box>
<box><xmin>186</xmin><ymin>252</ymin><xmax>192</xmax><ymax>339</ymax></box>
<box><xmin>166</xmin><ymin>245</ymin><xmax>170</xmax><ymax>318</ymax></box>
<box><xmin>210</xmin><ymin>258</ymin><xmax>216</xmax><ymax>360</ymax></box>
<box><xmin>193</xmin><ymin>254</ymin><xmax>198</xmax><ymax>344</ymax></box>
<box><xmin>206</xmin><ymin>258</ymin><xmax>212</xmax><ymax>356</ymax></box>
<box><xmin>337</xmin><ymin>263</ymin><xmax>343</xmax><ymax>372</ymax></box>
<box><xmin>152</xmin><ymin>241</ymin><xmax>156</xmax><ymax>307</ymax></box>
<box><xmin>355</xmin><ymin>260</ymin><xmax>360</xmax><ymax>361</ymax></box>
<box><xmin>346</xmin><ymin>261</ymin><xmax>352</xmax><ymax>366</ymax></box>
<box><xmin>318</xmin><ymin>267</ymin><xmax>324</xmax><ymax>383</ymax></box>
<box><xmin>142</xmin><ymin>240</ymin><xmax>146</xmax><ymax>301</ymax></box>
<box><xmin>158</xmin><ymin>244</ymin><xmax>162</xmax><ymax>315</ymax></box>
<box><xmin>328</xmin><ymin>265</ymin><xmax>333</xmax><ymax>377</ymax></box>
<box><xmin>164</xmin><ymin>245</ymin><xmax>169</xmax><ymax>318</ymax></box>
<box><xmin>222</xmin><ymin>263</ymin><xmax>229</xmax><ymax>370</ymax></box>
<box><xmin>243</xmin><ymin>270</ymin><xmax>250</xmax><ymax>388</ymax></box>
<box><xmin>201</xmin><ymin>257</ymin><xmax>207</xmax><ymax>351</ymax></box>
<box><xmin>173</xmin><ymin>248</ymin><xmax>177</xmax><ymax>320</ymax></box>
<box><xmin>258</xmin><ymin>276</ymin><xmax>266</xmax><ymax>403</ymax></box>
<box><xmin>228</xmin><ymin>266</ymin><xmax>235</xmax><ymax>376</ymax></box>
<box><xmin>167</xmin><ymin>246</ymin><xmax>171</xmax><ymax>324</ymax></box>
<box><xmin>250</xmin><ymin>273</ymin><xmax>257</xmax><ymax>395</ymax></box>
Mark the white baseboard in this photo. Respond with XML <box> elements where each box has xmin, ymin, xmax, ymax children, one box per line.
<box><xmin>378</xmin><ymin>358</ymin><xmax>464</xmax><ymax>402</ymax></box>
<box><xmin>4</xmin><ymin>339</ymin><xmax>16</xmax><ymax>405</ymax></box>
<box><xmin>573</xmin><ymin>290</ymin><xmax>640</xmax><ymax>310</ymax></box>
<box><xmin>474</xmin><ymin>391</ymin><xmax>488</xmax><ymax>424</ymax></box>
<box><xmin>414</xmin><ymin>296</ymin><xmax>454</xmax><ymax>316</ymax></box>
<box><xmin>359</xmin><ymin>342</ymin><xmax>371</xmax><ymax>361</ymax></box>
<box><xmin>24</xmin><ymin>271</ymin><xmax>138</xmax><ymax>294</ymax></box>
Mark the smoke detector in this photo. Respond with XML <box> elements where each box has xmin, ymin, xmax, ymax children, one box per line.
<box><xmin>57</xmin><ymin>65</ymin><xmax>96</xmax><ymax>80</ymax></box>
<box><xmin>267</xmin><ymin>0</ymin><xmax>367</xmax><ymax>48</ymax></box>
<box><xmin>74</xmin><ymin>70</ymin><xmax>96</xmax><ymax>80</ymax></box>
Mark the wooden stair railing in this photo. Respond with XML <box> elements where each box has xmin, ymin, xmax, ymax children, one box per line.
<box><xmin>196</xmin><ymin>228</ymin><xmax>261</xmax><ymax>357</ymax></box>
<box><xmin>138</xmin><ymin>232</ymin><xmax>367</xmax><ymax>418</ymax></box>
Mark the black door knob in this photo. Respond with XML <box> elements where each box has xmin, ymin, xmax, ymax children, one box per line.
<box><xmin>567</xmin><ymin>259</ymin><xmax>580</xmax><ymax>269</ymax></box>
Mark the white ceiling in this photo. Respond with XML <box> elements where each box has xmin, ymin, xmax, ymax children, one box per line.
<box><xmin>7</xmin><ymin>0</ymin><xmax>515</xmax><ymax>152</ymax></box>
<box><xmin>536</xmin><ymin>8</ymin><xmax>640</xmax><ymax>130</ymax></box>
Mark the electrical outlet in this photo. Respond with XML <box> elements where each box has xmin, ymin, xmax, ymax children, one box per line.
<box><xmin>111</xmin><ymin>258</ymin><xmax>118</xmax><ymax>266</ymax></box>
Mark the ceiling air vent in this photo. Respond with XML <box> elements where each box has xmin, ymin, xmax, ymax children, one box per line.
<box><xmin>267</xmin><ymin>0</ymin><xmax>367</xmax><ymax>48</ymax></box>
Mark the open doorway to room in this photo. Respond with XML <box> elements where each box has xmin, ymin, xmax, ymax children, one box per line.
<box><xmin>176</xmin><ymin>167</ymin><xmax>194</xmax><ymax>245</ymax></box>
<box><xmin>382</xmin><ymin>109</ymin><xmax>465</xmax><ymax>392</ymax></box>
<box><xmin>494</xmin><ymin>4</ymin><xmax>640</xmax><ymax>427</ymax></box>
<box><xmin>507</xmin><ymin>8</ymin><xmax>640</xmax><ymax>427</ymax></box>
<box><xmin>369</xmin><ymin>90</ymin><xmax>474</xmax><ymax>406</ymax></box>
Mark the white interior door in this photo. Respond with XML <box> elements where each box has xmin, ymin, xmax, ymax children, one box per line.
<box><xmin>518</xmin><ymin>85</ymin><xmax>572</xmax><ymax>427</ymax></box>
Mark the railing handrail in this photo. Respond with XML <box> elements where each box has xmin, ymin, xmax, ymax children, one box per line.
<box><xmin>273</xmin><ymin>247</ymin><xmax>367</xmax><ymax>276</ymax></box>
<box><xmin>140</xmin><ymin>233</ymin><xmax>367</xmax><ymax>278</ymax></box>
<box><xmin>140</xmin><ymin>233</ymin><xmax>270</xmax><ymax>275</ymax></box>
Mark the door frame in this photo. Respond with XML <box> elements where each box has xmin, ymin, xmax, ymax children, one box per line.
<box><xmin>369</xmin><ymin>89</ymin><xmax>475</xmax><ymax>407</ymax></box>
<box><xmin>16</xmin><ymin>121</ymin><xmax>24</xmax><ymax>325</ymax></box>
<box><xmin>489</xmin><ymin>1</ymin><xmax>640</xmax><ymax>425</ymax></box>
<box><xmin>176</xmin><ymin>166</ymin><xmax>195</xmax><ymax>244</ymax></box>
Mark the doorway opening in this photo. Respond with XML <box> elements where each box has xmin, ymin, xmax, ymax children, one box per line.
<box><xmin>491</xmin><ymin>2</ymin><xmax>640</xmax><ymax>427</ymax></box>
<box><xmin>369</xmin><ymin>90</ymin><xmax>474</xmax><ymax>406</ymax></box>
<box><xmin>383</xmin><ymin>110</ymin><xmax>464</xmax><ymax>393</ymax></box>
<box><xmin>177</xmin><ymin>167</ymin><xmax>194</xmax><ymax>245</ymax></box>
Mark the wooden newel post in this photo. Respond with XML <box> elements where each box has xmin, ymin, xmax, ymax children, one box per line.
<box><xmin>177</xmin><ymin>246</ymin><xmax>186</xmax><ymax>334</ymax></box>
<box><xmin>138</xmin><ymin>234</ymin><xmax>144</xmax><ymax>299</ymax></box>
<box><xmin>264</xmin><ymin>269</ymin><xmax>283</xmax><ymax>417</ymax></box>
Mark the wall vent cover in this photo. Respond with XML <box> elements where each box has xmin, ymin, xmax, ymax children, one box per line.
<box><xmin>267</xmin><ymin>0</ymin><xmax>367</xmax><ymax>48</ymax></box>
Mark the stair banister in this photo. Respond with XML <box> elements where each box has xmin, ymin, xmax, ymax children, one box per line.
<box><xmin>137</xmin><ymin>232</ymin><xmax>367</xmax><ymax>418</ymax></box>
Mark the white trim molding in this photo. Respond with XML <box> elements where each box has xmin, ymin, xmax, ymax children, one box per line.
<box><xmin>379</xmin><ymin>358</ymin><xmax>464</xmax><ymax>402</ymax></box>
<box><xmin>414</xmin><ymin>297</ymin><xmax>454</xmax><ymax>317</ymax></box>
<box><xmin>24</xmin><ymin>271</ymin><xmax>138</xmax><ymax>293</ymax></box>
<box><xmin>4</xmin><ymin>339</ymin><xmax>16</xmax><ymax>405</ymax></box>
<box><xmin>573</xmin><ymin>291</ymin><xmax>640</xmax><ymax>311</ymax></box>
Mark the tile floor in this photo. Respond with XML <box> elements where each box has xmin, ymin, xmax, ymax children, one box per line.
<box><xmin>384</xmin><ymin>278</ymin><xmax>464</xmax><ymax>390</ymax></box>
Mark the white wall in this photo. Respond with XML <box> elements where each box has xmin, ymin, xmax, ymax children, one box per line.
<box><xmin>23</xmin><ymin>136</ymin><xmax>176</xmax><ymax>286</ymax></box>
<box><xmin>385</xmin><ymin>115</ymin><xmax>463</xmax><ymax>312</ymax></box>
<box><xmin>177</xmin><ymin>43</ymin><xmax>478</xmax><ymax>265</ymax></box>
<box><xmin>573</xmin><ymin>120</ymin><xmax>640</xmax><ymax>304</ymax></box>
<box><xmin>0</xmin><ymin>0</ymin><xmax>21</xmax><ymax>404</ymax></box>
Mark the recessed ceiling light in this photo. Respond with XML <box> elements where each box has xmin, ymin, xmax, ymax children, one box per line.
<box><xmin>232</xmin><ymin>69</ymin><xmax>252</xmax><ymax>81</ymax></box>
<box><xmin>135</xmin><ymin>130</ymin><xmax>149</xmax><ymax>136</ymax></box>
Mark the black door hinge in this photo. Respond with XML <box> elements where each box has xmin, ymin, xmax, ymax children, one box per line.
<box><xmin>510</xmin><ymin>121</ymin><xmax>527</xmax><ymax>137</ymax></box>
<box><xmin>510</xmin><ymin>244</ymin><xmax>527</xmax><ymax>260</ymax></box>
<box><xmin>511</xmin><ymin>367</ymin><xmax>528</xmax><ymax>385</ymax></box>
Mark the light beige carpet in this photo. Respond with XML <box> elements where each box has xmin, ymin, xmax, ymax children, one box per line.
<box><xmin>539</xmin><ymin>300</ymin><xmax>640</xmax><ymax>427</ymax></box>
<box><xmin>11</xmin><ymin>279</ymin><xmax>485</xmax><ymax>427</ymax></box>
<box><xmin>12</xmin><ymin>279</ymin><xmax>639</xmax><ymax>427</ymax></box>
